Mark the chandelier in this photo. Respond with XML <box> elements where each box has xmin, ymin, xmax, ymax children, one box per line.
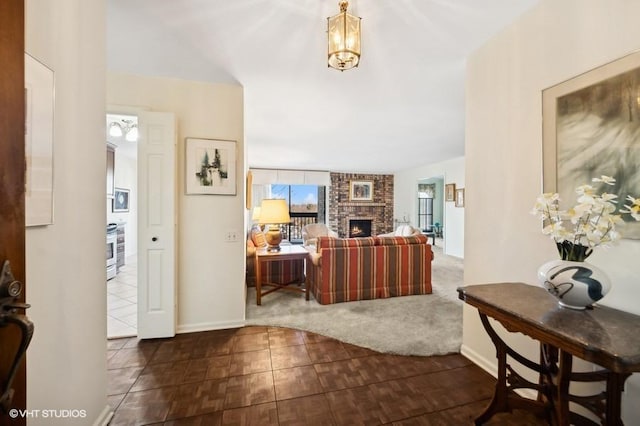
<box><xmin>109</xmin><ymin>119</ymin><xmax>138</xmax><ymax>142</ymax></box>
<box><xmin>327</xmin><ymin>1</ymin><xmax>361</xmax><ymax>71</ymax></box>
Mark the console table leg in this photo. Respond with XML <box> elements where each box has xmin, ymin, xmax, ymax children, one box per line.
<box><xmin>476</xmin><ymin>344</ymin><xmax>509</xmax><ymax>425</ymax></box>
<box><xmin>554</xmin><ymin>350</ymin><xmax>572</xmax><ymax>425</ymax></box>
<box><xmin>606</xmin><ymin>373</ymin><xmax>629</xmax><ymax>426</ymax></box>
<box><xmin>476</xmin><ymin>313</ymin><xmax>510</xmax><ymax>424</ymax></box>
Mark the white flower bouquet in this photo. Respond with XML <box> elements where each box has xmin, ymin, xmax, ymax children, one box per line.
<box><xmin>532</xmin><ymin>175</ymin><xmax>640</xmax><ymax>261</ymax></box>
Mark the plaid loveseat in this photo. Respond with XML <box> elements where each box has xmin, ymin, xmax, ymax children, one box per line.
<box><xmin>307</xmin><ymin>234</ymin><xmax>433</xmax><ymax>304</ymax></box>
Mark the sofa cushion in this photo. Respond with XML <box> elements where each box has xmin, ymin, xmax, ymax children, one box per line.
<box><xmin>316</xmin><ymin>236</ymin><xmax>376</xmax><ymax>252</ymax></box>
<box><xmin>375</xmin><ymin>234</ymin><xmax>428</xmax><ymax>246</ymax></box>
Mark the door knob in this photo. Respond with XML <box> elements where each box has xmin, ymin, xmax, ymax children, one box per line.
<box><xmin>0</xmin><ymin>260</ymin><xmax>34</xmax><ymax>413</ymax></box>
<box><xmin>152</xmin><ymin>237</ymin><xmax>158</xmax><ymax>242</ymax></box>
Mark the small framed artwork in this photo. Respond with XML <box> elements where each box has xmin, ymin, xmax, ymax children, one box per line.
<box><xmin>455</xmin><ymin>188</ymin><xmax>465</xmax><ymax>208</ymax></box>
<box><xmin>186</xmin><ymin>138</ymin><xmax>237</xmax><ymax>195</ymax></box>
<box><xmin>349</xmin><ymin>180</ymin><xmax>373</xmax><ymax>201</ymax></box>
<box><xmin>113</xmin><ymin>188</ymin><xmax>130</xmax><ymax>212</ymax></box>
<box><xmin>445</xmin><ymin>183</ymin><xmax>456</xmax><ymax>202</ymax></box>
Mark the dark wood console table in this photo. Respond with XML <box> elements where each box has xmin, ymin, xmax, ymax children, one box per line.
<box><xmin>458</xmin><ymin>282</ymin><xmax>640</xmax><ymax>426</ymax></box>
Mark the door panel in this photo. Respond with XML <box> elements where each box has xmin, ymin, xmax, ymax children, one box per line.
<box><xmin>137</xmin><ymin>112</ymin><xmax>177</xmax><ymax>339</ymax></box>
<box><xmin>0</xmin><ymin>0</ymin><xmax>27</xmax><ymax>423</ymax></box>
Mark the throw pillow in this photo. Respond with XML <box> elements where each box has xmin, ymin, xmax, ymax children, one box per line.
<box><xmin>251</xmin><ymin>229</ymin><xmax>267</xmax><ymax>248</ymax></box>
<box><xmin>395</xmin><ymin>225</ymin><xmax>413</xmax><ymax>236</ymax></box>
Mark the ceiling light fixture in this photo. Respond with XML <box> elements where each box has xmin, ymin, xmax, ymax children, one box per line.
<box><xmin>108</xmin><ymin>119</ymin><xmax>138</xmax><ymax>142</ymax></box>
<box><xmin>108</xmin><ymin>122</ymin><xmax>123</xmax><ymax>137</ymax></box>
<box><xmin>327</xmin><ymin>0</ymin><xmax>361</xmax><ymax>72</ymax></box>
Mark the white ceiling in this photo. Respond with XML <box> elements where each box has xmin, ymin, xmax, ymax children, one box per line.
<box><xmin>107</xmin><ymin>0</ymin><xmax>538</xmax><ymax>173</ymax></box>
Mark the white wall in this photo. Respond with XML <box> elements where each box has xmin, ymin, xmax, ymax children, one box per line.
<box><xmin>25</xmin><ymin>0</ymin><xmax>110</xmax><ymax>424</ymax></box>
<box><xmin>464</xmin><ymin>0</ymin><xmax>640</xmax><ymax>420</ymax></box>
<box><xmin>395</xmin><ymin>156</ymin><xmax>465</xmax><ymax>258</ymax></box>
<box><xmin>106</xmin><ymin>73</ymin><xmax>246</xmax><ymax>332</ymax></box>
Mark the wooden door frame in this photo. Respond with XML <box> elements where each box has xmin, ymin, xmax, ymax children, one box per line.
<box><xmin>0</xmin><ymin>0</ymin><xmax>27</xmax><ymax>424</ymax></box>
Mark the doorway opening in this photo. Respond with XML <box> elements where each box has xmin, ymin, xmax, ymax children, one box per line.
<box><xmin>106</xmin><ymin>113</ymin><xmax>138</xmax><ymax>338</ymax></box>
<box><xmin>418</xmin><ymin>176</ymin><xmax>445</xmax><ymax>245</ymax></box>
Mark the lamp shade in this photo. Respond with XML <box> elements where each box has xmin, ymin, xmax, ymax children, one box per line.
<box><xmin>327</xmin><ymin>1</ymin><xmax>361</xmax><ymax>71</ymax></box>
<box><xmin>258</xmin><ymin>199</ymin><xmax>290</xmax><ymax>224</ymax></box>
<box><xmin>251</xmin><ymin>206</ymin><xmax>262</xmax><ymax>221</ymax></box>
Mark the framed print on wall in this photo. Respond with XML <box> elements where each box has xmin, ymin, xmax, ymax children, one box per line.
<box><xmin>349</xmin><ymin>180</ymin><xmax>373</xmax><ymax>201</ymax></box>
<box><xmin>185</xmin><ymin>138</ymin><xmax>237</xmax><ymax>195</ymax></box>
<box><xmin>543</xmin><ymin>50</ymin><xmax>640</xmax><ymax>239</ymax></box>
<box><xmin>113</xmin><ymin>188</ymin><xmax>130</xmax><ymax>212</ymax></box>
<box><xmin>25</xmin><ymin>53</ymin><xmax>55</xmax><ymax>226</ymax></box>
<box><xmin>455</xmin><ymin>188</ymin><xmax>465</xmax><ymax>207</ymax></box>
<box><xmin>445</xmin><ymin>183</ymin><xmax>456</xmax><ymax>202</ymax></box>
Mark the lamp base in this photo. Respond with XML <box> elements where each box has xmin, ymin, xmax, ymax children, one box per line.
<box><xmin>265</xmin><ymin>226</ymin><xmax>282</xmax><ymax>252</ymax></box>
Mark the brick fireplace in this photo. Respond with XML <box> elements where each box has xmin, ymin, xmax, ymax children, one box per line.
<box><xmin>328</xmin><ymin>173</ymin><xmax>394</xmax><ymax>237</ymax></box>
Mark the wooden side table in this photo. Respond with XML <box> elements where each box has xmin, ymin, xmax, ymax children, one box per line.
<box><xmin>458</xmin><ymin>282</ymin><xmax>640</xmax><ymax>426</ymax></box>
<box><xmin>255</xmin><ymin>245</ymin><xmax>309</xmax><ymax>305</ymax></box>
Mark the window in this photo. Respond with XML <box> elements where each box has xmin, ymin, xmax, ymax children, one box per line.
<box><xmin>418</xmin><ymin>196</ymin><xmax>433</xmax><ymax>232</ymax></box>
<box><xmin>264</xmin><ymin>184</ymin><xmax>326</xmax><ymax>243</ymax></box>
<box><xmin>418</xmin><ymin>183</ymin><xmax>435</xmax><ymax>232</ymax></box>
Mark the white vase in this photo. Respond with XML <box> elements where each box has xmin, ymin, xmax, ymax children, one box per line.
<box><xmin>537</xmin><ymin>259</ymin><xmax>611</xmax><ymax>310</ymax></box>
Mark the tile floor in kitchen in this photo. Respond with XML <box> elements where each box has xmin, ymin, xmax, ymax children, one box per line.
<box><xmin>107</xmin><ymin>255</ymin><xmax>138</xmax><ymax>338</ymax></box>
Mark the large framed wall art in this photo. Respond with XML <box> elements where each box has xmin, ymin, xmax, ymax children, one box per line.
<box><xmin>25</xmin><ymin>53</ymin><xmax>55</xmax><ymax>226</ymax></box>
<box><xmin>543</xmin><ymin>51</ymin><xmax>640</xmax><ymax>239</ymax></box>
<box><xmin>185</xmin><ymin>138</ymin><xmax>237</xmax><ymax>195</ymax></box>
<box><xmin>349</xmin><ymin>180</ymin><xmax>373</xmax><ymax>201</ymax></box>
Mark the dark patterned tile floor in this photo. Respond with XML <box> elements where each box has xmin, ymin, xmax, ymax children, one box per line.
<box><xmin>107</xmin><ymin>326</ymin><xmax>547</xmax><ymax>425</ymax></box>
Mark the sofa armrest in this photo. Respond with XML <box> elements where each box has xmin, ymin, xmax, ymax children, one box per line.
<box><xmin>309</xmin><ymin>251</ymin><xmax>322</xmax><ymax>267</ymax></box>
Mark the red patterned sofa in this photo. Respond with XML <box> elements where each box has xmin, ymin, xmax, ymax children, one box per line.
<box><xmin>306</xmin><ymin>234</ymin><xmax>433</xmax><ymax>304</ymax></box>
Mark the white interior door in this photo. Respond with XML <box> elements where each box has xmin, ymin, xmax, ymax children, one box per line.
<box><xmin>137</xmin><ymin>111</ymin><xmax>176</xmax><ymax>338</ymax></box>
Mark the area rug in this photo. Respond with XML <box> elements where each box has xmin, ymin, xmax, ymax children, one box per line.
<box><xmin>245</xmin><ymin>243</ymin><xmax>464</xmax><ymax>356</ymax></box>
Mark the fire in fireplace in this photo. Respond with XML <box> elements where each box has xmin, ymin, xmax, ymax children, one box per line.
<box><xmin>349</xmin><ymin>219</ymin><xmax>372</xmax><ymax>237</ymax></box>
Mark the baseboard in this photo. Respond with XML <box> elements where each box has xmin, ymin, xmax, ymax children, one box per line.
<box><xmin>461</xmin><ymin>344</ymin><xmax>498</xmax><ymax>378</ymax></box>
<box><xmin>176</xmin><ymin>319</ymin><xmax>245</xmax><ymax>334</ymax></box>
<box><xmin>93</xmin><ymin>405</ymin><xmax>113</xmax><ymax>426</ymax></box>
<box><xmin>461</xmin><ymin>344</ymin><xmax>538</xmax><ymax>400</ymax></box>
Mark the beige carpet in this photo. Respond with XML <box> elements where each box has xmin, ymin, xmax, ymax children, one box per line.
<box><xmin>245</xmin><ymin>242</ymin><xmax>464</xmax><ymax>356</ymax></box>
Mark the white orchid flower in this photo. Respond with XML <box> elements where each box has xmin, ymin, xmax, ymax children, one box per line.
<box><xmin>533</xmin><ymin>175</ymin><xmax>638</xmax><ymax>252</ymax></box>
<box><xmin>592</xmin><ymin>175</ymin><xmax>616</xmax><ymax>185</ymax></box>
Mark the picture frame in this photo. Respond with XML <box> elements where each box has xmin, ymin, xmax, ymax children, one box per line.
<box><xmin>25</xmin><ymin>53</ymin><xmax>55</xmax><ymax>226</ymax></box>
<box><xmin>542</xmin><ymin>50</ymin><xmax>640</xmax><ymax>239</ymax></box>
<box><xmin>186</xmin><ymin>138</ymin><xmax>237</xmax><ymax>195</ymax></box>
<box><xmin>455</xmin><ymin>188</ymin><xmax>465</xmax><ymax>208</ymax></box>
<box><xmin>349</xmin><ymin>180</ymin><xmax>373</xmax><ymax>201</ymax></box>
<box><xmin>445</xmin><ymin>183</ymin><xmax>456</xmax><ymax>202</ymax></box>
<box><xmin>113</xmin><ymin>188</ymin><xmax>130</xmax><ymax>212</ymax></box>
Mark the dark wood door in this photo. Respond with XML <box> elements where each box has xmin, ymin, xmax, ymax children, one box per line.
<box><xmin>0</xmin><ymin>0</ymin><xmax>27</xmax><ymax>424</ymax></box>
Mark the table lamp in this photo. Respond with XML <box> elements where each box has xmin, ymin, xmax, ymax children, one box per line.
<box><xmin>258</xmin><ymin>199</ymin><xmax>290</xmax><ymax>252</ymax></box>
